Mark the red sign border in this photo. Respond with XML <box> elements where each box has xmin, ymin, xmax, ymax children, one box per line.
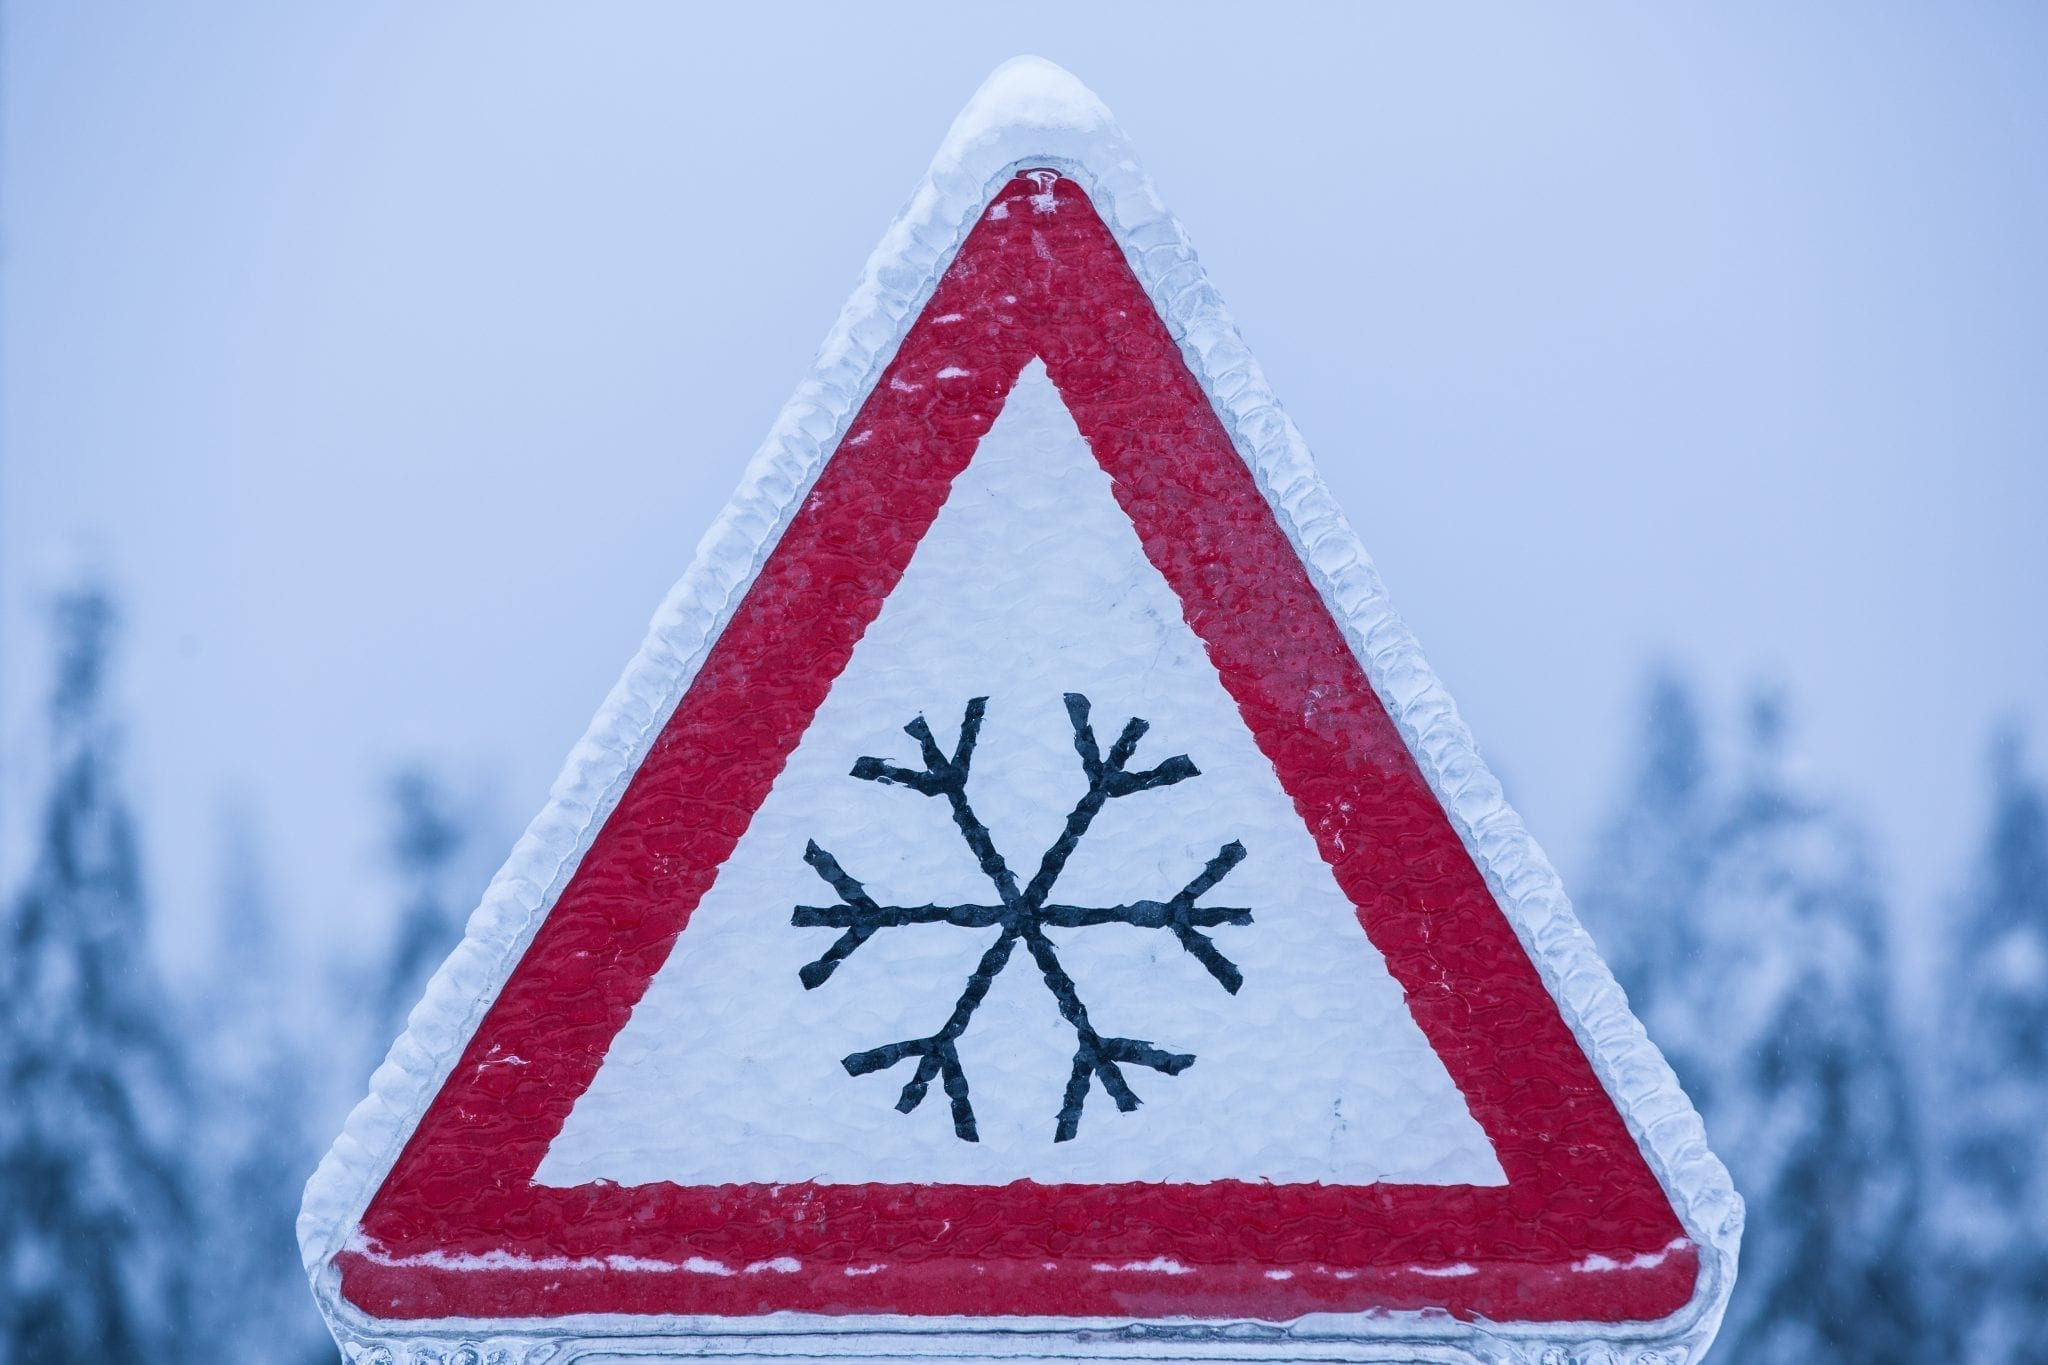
<box><xmin>338</xmin><ymin>170</ymin><xmax>1698</xmax><ymax>1327</ymax></box>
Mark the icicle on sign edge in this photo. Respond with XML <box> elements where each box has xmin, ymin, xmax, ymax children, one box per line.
<box><xmin>299</xmin><ymin>56</ymin><xmax>1741</xmax><ymax>1363</ymax></box>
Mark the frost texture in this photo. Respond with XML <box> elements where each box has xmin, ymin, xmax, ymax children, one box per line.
<box><xmin>533</xmin><ymin>363</ymin><xmax>1502</xmax><ymax>1192</ymax></box>
<box><xmin>798</xmin><ymin>694</ymin><xmax>1247</xmax><ymax>1143</ymax></box>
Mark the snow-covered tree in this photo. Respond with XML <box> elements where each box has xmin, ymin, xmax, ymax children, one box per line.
<box><xmin>188</xmin><ymin>810</ymin><xmax>336</xmax><ymax>1365</ymax></box>
<box><xmin>1580</xmin><ymin>678</ymin><xmax>1925</xmax><ymax>1361</ymax></box>
<box><xmin>370</xmin><ymin>766</ymin><xmax>471</xmax><ymax>1056</ymax></box>
<box><xmin>1578</xmin><ymin>667</ymin><xmax>1712</xmax><ymax>1030</ymax></box>
<box><xmin>1934</xmin><ymin>729</ymin><xmax>2048</xmax><ymax>1363</ymax></box>
<box><xmin>0</xmin><ymin>586</ymin><xmax>194</xmax><ymax>1363</ymax></box>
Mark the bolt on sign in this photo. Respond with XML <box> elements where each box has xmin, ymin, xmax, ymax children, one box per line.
<box><xmin>301</xmin><ymin>57</ymin><xmax>1741</xmax><ymax>1365</ymax></box>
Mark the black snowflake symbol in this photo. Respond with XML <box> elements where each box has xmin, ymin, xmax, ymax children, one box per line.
<box><xmin>793</xmin><ymin>693</ymin><xmax>1249</xmax><ymax>1143</ymax></box>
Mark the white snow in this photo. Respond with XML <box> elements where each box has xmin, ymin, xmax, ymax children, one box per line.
<box><xmin>346</xmin><ymin>1244</ymin><xmax>724</xmax><ymax>1275</ymax></box>
<box><xmin>1572</xmin><ymin>1239</ymin><xmax>1686</xmax><ymax>1274</ymax></box>
<box><xmin>1091</xmin><ymin>1258</ymin><xmax>1194</xmax><ymax>1276</ymax></box>
<box><xmin>935</xmin><ymin>56</ymin><xmax>1113</xmax><ymax>175</ymax></box>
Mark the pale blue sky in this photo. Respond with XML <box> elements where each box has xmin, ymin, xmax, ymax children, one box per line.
<box><xmin>5</xmin><ymin>4</ymin><xmax>2044</xmax><ymax>1000</ymax></box>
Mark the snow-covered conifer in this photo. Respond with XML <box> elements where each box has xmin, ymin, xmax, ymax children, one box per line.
<box><xmin>1934</xmin><ymin>730</ymin><xmax>2048</xmax><ymax>1363</ymax></box>
<box><xmin>1580</xmin><ymin>679</ymin><xmax>1924</xmax><ymax>1361</ymax></box>
<box><xmin>0</xmin><ymin>586</ymin><xmax>194</xmax><ymax>1363</ymax></box>
<box><xmin>1696</xmin><ymin>694</ymin><xmax>1922</xmax><ymax>1360</ymax></box>
<box><xmin>370</xmin><ymin>766</ymin><xmax>471</xmax><ymax>1056</ymax></box>
<box><xmin>188</xmin><ymin>811</ymin><xmax>335</xmax><ymax>1364</ymax></box>
<box><xmin>1578</xmin><ymin>668</ymin><xmax>1712</xmax><ymax>1042</ymax></box>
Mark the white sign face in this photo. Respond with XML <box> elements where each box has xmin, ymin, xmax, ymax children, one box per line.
<box><xmin>537</xmin><ymin>364</ymin><xmax>1507</xmax><ymax>1190</ymax></box>
<box><xmin>300</xmin><ymin>56</ymin><xmax>1739</xmax><ymax>1365</ymax></box>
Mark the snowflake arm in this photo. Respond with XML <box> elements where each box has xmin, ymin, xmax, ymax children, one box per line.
<box><xmin>1017</xmin><ymin>919</ymin><xmax>1195</xmax><ymax>1142</ymax></box>
<box><xmin>851</xmin><ymin>696</ymin><xmax>1024</xmax><ymax>905</ymax></box>
<box><xmin>1161</xmin><ymin>839</ymin><xmax>1250</xmax><ymax>993</ymax></box>
<box><xmin>840</xmin><ymin>925</ymin><xmax>1022</xmax><ymax>1144</ymax></box>
<box><xmin>792</xmin><ymin>896</ymin><xmax>1251</xmax><ymax>933</ymax></box>
<box><xmin>794</xmin><ymin>841</ymin><xmax>885</xmax><ymax>989</ymax></box>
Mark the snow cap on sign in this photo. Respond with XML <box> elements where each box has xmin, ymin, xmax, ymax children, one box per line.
<box><xmin>940</xmin><ymin>56</ymin><xmax>1113</xmax><ymax>158</ymax></box>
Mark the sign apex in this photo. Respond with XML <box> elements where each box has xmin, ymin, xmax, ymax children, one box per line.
<box><xmin>936</xmin><ymin>57</ymin><xmax>1121</xmax><ymax>180</ymax></box>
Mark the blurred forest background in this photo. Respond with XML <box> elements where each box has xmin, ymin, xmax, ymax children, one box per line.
<box><xmin>1</xmin><ymin>586</ymin><xmax>501</xmax><ymax>1364</ymax></box>
<box><xmin>1</xmin><ymin>577</ymin><xmax>2042</xmax><ymax>1362</ymax></box>
<box><xmin>5</xmin><ymin>6</ymin><xmax>2045</xmax><ymax>1363</ymax></box>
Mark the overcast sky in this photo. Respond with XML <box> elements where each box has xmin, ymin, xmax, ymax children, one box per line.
<box><xmin>5</xmin><ymin>4</ymin><xmax>2044</xmax><ymax>999</ymax></box>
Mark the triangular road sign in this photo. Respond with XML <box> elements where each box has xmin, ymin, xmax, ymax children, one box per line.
<box><xmin>303</xmin><ymin>57</ymin><xmax>1740</xmax><ymax>1364</ymax></box>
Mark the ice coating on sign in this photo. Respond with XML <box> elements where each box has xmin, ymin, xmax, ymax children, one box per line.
<box><xmin>537</xmin><ymin>366</ymin><xmax>1506</xmax><ymax>1189</ymax></box>
<box><xmin>301</xmin><ymin>55</ymin><xmax>1739</xmax><ymax>1365</ymax></box>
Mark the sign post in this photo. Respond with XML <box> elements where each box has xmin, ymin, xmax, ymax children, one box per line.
<box><xmin>302</xmin><ymin>57</ymin><xmax>1739</xmax><ymax>1364</ymax></box>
